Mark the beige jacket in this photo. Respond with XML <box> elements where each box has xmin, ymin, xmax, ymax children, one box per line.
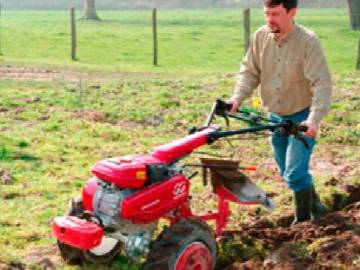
<box><xmin>232</xmin><ymin>23</ymin><xmax>332</xmax><ymax>126</ymax></box>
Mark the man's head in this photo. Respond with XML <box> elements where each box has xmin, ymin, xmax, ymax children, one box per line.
<box><xmin>263</xmin><ymin>0</ymin><xmax>297</xmax><ymax>35</ymax></box>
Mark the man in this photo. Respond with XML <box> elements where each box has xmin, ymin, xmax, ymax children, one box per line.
<box><xmin>228</xmin><ymin>0</ymin><xmax>332</xmax><ymax>224</ymax></box>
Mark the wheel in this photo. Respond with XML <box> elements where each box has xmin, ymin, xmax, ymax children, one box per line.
<box><xmin>143</xmin><ymin>217</ymin><xmax>217</xmax><ymax>270</ymax></box>
<box><xmin>57</xmin><ymin>196</ymin><xmax>122</xmax><ymax>265</ymax></box>
<box><xmin>57</xmin><ymin>240</ymin><xmax>83</xmax><ymax>265</ymax></box>
<box><xmin>82</xmin><ymin>236</ymin><xmax>123</xmax><ymax>264</ymax></box>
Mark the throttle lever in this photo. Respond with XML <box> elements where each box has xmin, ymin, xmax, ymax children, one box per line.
<box><xmin>295</xmin><ymin>124</ymin><xmax>310</xmax><ymax>149</ymax></box>
<box><xmin>214</xmin><ymin>99</ymin><xmax>231</xmax><ymax>128</ymax></box>
<box><xmin>278</xmin><ymin>121</ymin><xmax>310</xmax><ymax>149</ymax></box>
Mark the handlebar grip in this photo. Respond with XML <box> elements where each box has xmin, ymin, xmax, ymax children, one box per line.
<box><xmin>215</xmin><ymin>99</ymin><xmax>232</xmax><ymax>112</ymax></box>
<box><xmin>298</xmin><ymin>125</ymin><xmax>308</xmax><ymax>132</ymax></box>
<box><xmin>224</xmin><ymin>102</ymin><xmax>233</xmax><ymax>112</ymax></box>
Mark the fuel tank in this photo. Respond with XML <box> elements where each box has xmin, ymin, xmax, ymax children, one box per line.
<box><xmin>91</xmin><ymin>155</ymin><xmax>163</xmax><ymax>189</ymax></box>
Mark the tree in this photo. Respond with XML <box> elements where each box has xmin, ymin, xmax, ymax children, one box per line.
<box><xmin>347</xmin><ymin>0</ymin><xmax>360</xmax><ymax>30</ymax></box>
<box><xmin>83</xmin><ymin>0</ymin><xmax>99</xmax><ymax>20</ymax></box>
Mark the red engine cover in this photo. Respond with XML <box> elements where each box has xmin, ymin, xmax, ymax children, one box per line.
<box><xmin>52</xmin><ymin>216</ymin><xmax>104</xmax><ymax>250</ymax></box>
<box><xmin>152</xmin><ymin>127</ymin><xmax>216</xmax><ymax>162</ymax></box>
<box><xmin>91</xmin><ymin>155</ymin><xmax>162</xmax><ymax>189</ymax></box>
<box><xmin>121</xmin><ymin>174</ymin><xmax>190</xmax><ymax>223</ymax></box>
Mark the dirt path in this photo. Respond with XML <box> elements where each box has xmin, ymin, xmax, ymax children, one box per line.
<box><xmin>0</xmin><ymin>65</ymin><xmax>146</xmax><ymax>82</ymax></box>
<box><xmin>1</xmin><ymin>67</ymin><xmax>56</xmax><ymax>81</ymax></box>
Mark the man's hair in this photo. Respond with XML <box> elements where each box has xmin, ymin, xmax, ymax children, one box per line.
<box><xmin>263</xmin><ymin>0</ymin><xmax>297</xmax><ymax>12</ymax></box>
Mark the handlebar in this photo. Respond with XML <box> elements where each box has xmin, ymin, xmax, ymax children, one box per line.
<box><xmin>203</xmin><ymin>99</ymin><xmax>309</xmax><ymax>148</ymax></box>
<box><xmin>204</xmin><ymin>99</ymin><xmax>232</xmax><ymax>127</ymax></box>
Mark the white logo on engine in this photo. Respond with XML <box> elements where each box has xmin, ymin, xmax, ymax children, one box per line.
<box><xmin>173</xmin><ymin>181</ymin><xmax>186</xmax><ymax>198</ymax></box>
<box><xmin>141</xmin><ymin>199</ymin><xmax>160</xmax><ymax>211</ymax></box>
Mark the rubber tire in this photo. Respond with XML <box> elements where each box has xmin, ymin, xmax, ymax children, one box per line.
<box><xmin>143</xmin><ymin>217</ymin><xmax>217</xmax><ymax>270</ymax></box>
<box><xmin>82</xmin><ymin>238</ymin><xmax>123</xmax><ymax>264</ymax></box>
<box><xmin>57</xmin><ymin>196</ymin><xmax>122</xmax><ymax>265</ymax></box>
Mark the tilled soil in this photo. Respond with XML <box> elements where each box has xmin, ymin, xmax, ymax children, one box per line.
<box><xmin>219</xmin><ymin>187</ymin><xmax>360</xmax><ymax>270</ymax></box>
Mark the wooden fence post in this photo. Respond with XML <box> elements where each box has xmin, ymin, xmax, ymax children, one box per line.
<box><xmin>357</xmin><ymin>34</ymin><xmax>360</xmax><ymax>70</ymax></box>
<box><xmin>70</xmin><ymin>8</ymin><xmax>77</xmax><ymax>61</ymax></box>
<box><xmin>152</xmin><ymin>9</ymin><xmax>158</xmax><ymax>66</ymax></box>
<box><xmin>347</xmin><ymin>0</ymin><xmax>360</xmax><ymax>30</ymax></box>
<box><xmin>0</xmin><ymin>1</ymin><xmax>2</xmax><ymax>55</ymax></box>
<box><xmin>243</xmin><ymin>8</ymin><xmax>250</xmax><ymax>56</ymax></box>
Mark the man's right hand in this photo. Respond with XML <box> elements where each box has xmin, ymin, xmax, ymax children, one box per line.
<box><xmin>227</xmin><ymin>98</ymin><xmax>241</xmax><ymax>113</ymax></box>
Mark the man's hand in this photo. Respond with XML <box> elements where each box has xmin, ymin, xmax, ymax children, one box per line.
<box><xmin>227</xmin><ymin>98</ymin><xmax>241</xmax><ymax>113</ymax></box>
<box><xmin>301</xmin><ymin>120</ymin><xmax>318</xmax><ymax>138</ymax></box>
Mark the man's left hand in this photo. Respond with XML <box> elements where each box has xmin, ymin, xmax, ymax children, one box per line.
<box><xmin>300</xmin><ymin>120</ymin><xmax>318</xmax><ymax>137</ymax></box>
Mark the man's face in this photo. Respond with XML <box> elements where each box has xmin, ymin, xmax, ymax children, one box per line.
<box><xmin>264</xmin><ymin>4</ymin><xmax>296</xmax><ymax>34</ymax></box>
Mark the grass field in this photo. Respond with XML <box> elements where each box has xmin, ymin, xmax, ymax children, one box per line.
<box><xmin>0</xmin><ymin>8</ymin><xmax>360</xmax><ymax>270</ymax></box>
<box><xmin>0</xmin><ymin>9</ymin><xmax>359</xmax><ymax>74</ymax></box>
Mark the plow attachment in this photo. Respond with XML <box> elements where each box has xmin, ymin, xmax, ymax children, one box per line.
<box><xmin>200</xmin><ymin>158</ymin><xmax>275</xmax><ymax>211</ymax></box>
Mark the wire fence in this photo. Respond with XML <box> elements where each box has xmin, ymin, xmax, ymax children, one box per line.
<box><xmin>0</xmin><ymin>7</ymin><xmax>252</xmax><ymax>69</ymax></box>
<box><xmin>0</xmin><ymin>6</ymin><xmax>358</xmax><ymax>70</ymax></box>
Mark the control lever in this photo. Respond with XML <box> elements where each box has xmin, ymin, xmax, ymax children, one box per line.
<box><xmin>279</xmin><ymin>121</ymin><xmax>310</xmax><ymax>149</ymax></box>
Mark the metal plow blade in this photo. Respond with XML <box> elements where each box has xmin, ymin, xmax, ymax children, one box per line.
<box><xmin>200</xmin><ymin>158</ymin><xmax>275</xmax><ymax>211</ymax></box>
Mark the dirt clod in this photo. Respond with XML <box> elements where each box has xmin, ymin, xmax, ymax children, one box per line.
<box><xmin>0</xmin><ymin>168</ymin><xmax>14</xmax><ymax>185</ymax></box>
<box><xmin>74</xmin><ymin>109</ymin><xmax>107</xmax><ymax>122</ymax></box>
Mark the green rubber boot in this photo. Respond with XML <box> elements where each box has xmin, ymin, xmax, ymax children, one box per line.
<box><xmin>292</xmin><ymin>186</ymin><xmax>313</xmax><ymax>225</ymax></box>
<box><xmin>311</xmin><ymin>186</ymin><xmax>327</xmax><ymax>219</ymax></box>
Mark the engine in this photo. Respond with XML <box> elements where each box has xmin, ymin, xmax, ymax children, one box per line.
<box><xmin>90</xmin><ymin>159</ymin><xmax>179</xmax><ymax>229</ymax></box>
<box><xmin>80</xmin><ymin>153</ymin><xmax>190</xmax><ymax>259</ymax></box>
<box><xmin>89</xmin><ymin>178</ymin><xmax>158</xmax><ymax>259</ymax></box>
<box><xmin>92</xmin><ymin>178</ymin><xmax>135</xmax><ymax>230</ymax></box>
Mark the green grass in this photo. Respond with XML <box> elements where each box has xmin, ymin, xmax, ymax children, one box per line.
<box><xmin>0</xmin><ymin>9</ymin><xmax>359</xmax><ymax>75</ymax></box>
<box><xmin>0</xmin><ymin>76</ymin><xmax>230</xmax><ymax>268</ymax></box>
<box><xmin>0</xmin><ymin>72</ymin><xmax>359</xmax><ymax>268</ymax></box>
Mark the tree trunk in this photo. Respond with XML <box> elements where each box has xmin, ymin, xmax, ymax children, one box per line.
<box><xmin>83</xmin><ymin>0</ymin><xmax>99</xmax><ymax>20</ymax></box>
<box><xmin>347</xmin><ymin>0</ymin><xmax>360</xmax><ymax>30</ymax></box>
